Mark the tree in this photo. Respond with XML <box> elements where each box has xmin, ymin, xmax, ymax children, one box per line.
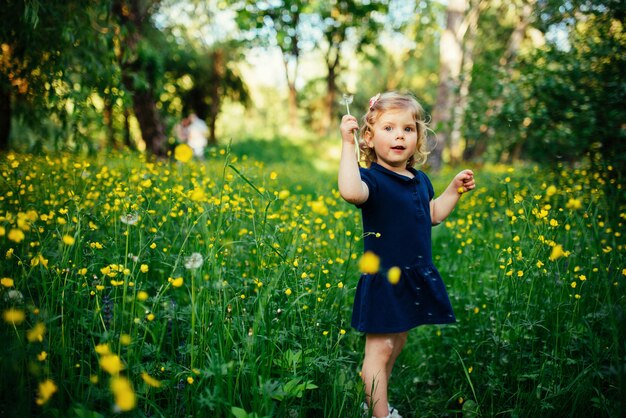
<box><xmin>113</xmin><ymin>0</ymin><xmax>169</xmax><ymax>157</ymax></box>
<box><xmin>0</xmin><ymin>0</ymin><xmax>113</xmax><ymax>152</ymax></box>
<box><xmin>232</xmin><ymin>0</ymin><xmax>310</xmax><ymax>131</ymax></box>
<box><xmin>313</xmin><ymin>0</ymin><xmax>389</xmax><ymax>134</ymax></box>
<box><xmin>429</xmin><ymin>0</ymin><xmax>467</xmax><ymax>170</ymax></box>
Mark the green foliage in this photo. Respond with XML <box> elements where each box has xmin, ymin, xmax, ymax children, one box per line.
<box><xmin>0</xmin><ymin>139</ymin><xmax>625</xmax><ymax>416</ymax></box>
<box><xmin>469</xmin><ymin>1</ymin><xmax>626</xmax><ymax>172</ymax></box>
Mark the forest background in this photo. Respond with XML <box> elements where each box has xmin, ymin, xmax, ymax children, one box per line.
<box><xmin>1</xmin><ymin>0</ymin><xmax>624</xmax><ymax>172</ymax></box>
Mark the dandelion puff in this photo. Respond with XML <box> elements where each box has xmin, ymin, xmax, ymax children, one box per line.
<box><xmin>120</xmin><ymin>213</ymin><xmax>139</xmax><ymax>225</ymax></box>
<box><xmin>184</xmin><ymin>252</ymin><xmax>204</xmax><ymax>270</ymax></box>
<box><xmin>3</xmin><ymin>289</ymin><xmax>24</xmax><ymax>304</ymax></box>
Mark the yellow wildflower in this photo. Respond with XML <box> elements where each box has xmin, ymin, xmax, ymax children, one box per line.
<box><xmin>169</xmin><ymin>277</ymin><xmax>184</xmax><ymax>287</ymax></box>
<box><xmin>387</xmin><ymin>267</ymin><xmax>401</xmax><ymax>285</ymax></box>
<box><xmin>99</xmin><ymin>354</ymin><xmax>124</xmax><ymax>375</ymax></box>
<box><xmin>35</xmin><ymin>379</ymin><xmax>58</xmax><ymax>406</ymax></box>
<box><xmin>27</xmin><ymin>322</ymin><xmax>46</xmax><ymax>343</ymax></box>
<box><xmin>174</xmin><ymin>144</ymin><xmax>193</xmax><ymax>163</ymax></box>
<box><xmin>358</xmin><ymin>251</ymin><xmax>380</xmax><ymax>274</ymax></box>
<box><xmin>141</xmin><ymin>372</ymin><xmax>162</xmax><ymax>388</ymax></box>
<box><xmin>1</xmin><ymin>277</ymin><xmax>14</xmax><ymax>287</ymax></box>
<box><xmin>8</xmin><ymin>228</ymin><xmax>25</xmax><ymax>243</ymax></box>
<box><xmin>3</xmin><ymin>308</ymin><xmax>25</xmax><ymax>325</ymax></box>
<box><xmin>111</xmin><ymin>376</ymin><xmax>136</xmax><ymax>412</ymax></box>
<box><xmin>549</xmin><ymin>244</ymin><xmax>565</xmax><ymax>261</ymax></box>
<box><xmin>62</xmin><ymin>235</ymin><xmax>75</xmax><ymax>246</ymax></box>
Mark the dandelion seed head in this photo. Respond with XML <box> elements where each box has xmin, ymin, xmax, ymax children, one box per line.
<box><xmin>184</xmin><ymin>252</ymin><xmax>204</xmax><ymax>270</ymax></box>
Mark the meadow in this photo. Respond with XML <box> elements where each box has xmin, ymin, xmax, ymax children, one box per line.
<box><xmin>0</xmin><ymin>139</ymin><xmax>624</xmax><ymax>417</ymax></box>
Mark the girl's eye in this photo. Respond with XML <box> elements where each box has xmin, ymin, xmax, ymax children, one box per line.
<box><xmin>384</xmin><ymin>126</ymin><xmax>393</xmax><ymax>131</ymax></box>
<box><xmin>405</xmin><ymin>127</ymin><xmax>414</xmax><ymax>132</ymax></box>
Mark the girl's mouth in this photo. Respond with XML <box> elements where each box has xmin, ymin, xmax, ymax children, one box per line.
<box><xmin>391</xmin><ymin>146</ymin><xmax>406</xmax><ymax>150</ymax></box>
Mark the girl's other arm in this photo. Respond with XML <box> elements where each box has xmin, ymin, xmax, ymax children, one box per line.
<box><xmin>430</xmin><ymin>169</ymin><xmax>475</xmax><ymax>225</ymax></box>
<box><xmin>338</xmin><ymin>115</ymin><xmax>369</xmax><ymax>205</ymax></box>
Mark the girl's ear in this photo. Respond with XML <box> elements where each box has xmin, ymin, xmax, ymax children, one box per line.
<box><xmin>363</xmin><ymin>130</ymin><xmax>374</xmax><ymax>148</ymax></box>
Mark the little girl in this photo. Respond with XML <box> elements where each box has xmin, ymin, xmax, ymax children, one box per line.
<box><xmin>338</xmin><ymin>92</ymin><xmax>475</xmax><ymax>418</ymax></box>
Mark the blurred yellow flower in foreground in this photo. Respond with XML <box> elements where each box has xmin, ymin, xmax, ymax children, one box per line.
<box><xmin>141</xmin><ymin>372</ymin><xmax>162</xmax><ymax>388</ymax></box>
<box><xmin>62</xmin><ymin>235</ymin><xmax>75</xmax><ymax>246</ymax></box>
<box><xmin>8</xmin><ymin>228</ymin><xmax>25</xmax><ymax>243</ymax></box>
<box><xmin>27</xmin><ymin>322</ymin><xmax>46</xmax><ymax>343</ymax></box>
<box><xmin>169</xmin><ymin>277</ymin><xmax>184</xmax><ymax>287</ymax></box>
<box><xmin>387</xmin><ymin>267</ymin><xmax>401</xmax><ymax>285</ymax></box>
<box><xmin>111</xmin><ymin>376</ymin><xmax>136</xmax><ymax>412</ymax></box>
<box><xmin>549</xmin><ymin>244</ymin><xmax>565</xmax><ymax>261</ymax></box>
<box><xmin>3</xmin><ymin>308</ymin><xmax>25</xmax><ymax>325</ymax></box>
<box><xmin>1</xmin><ymin>277</ymin><xmax>14</xmax><ymax>287</ymax></box>
<box><xmin>99</xmin><ymin>354</ymin><xmax>125</xmax><ymax>375</ymax></box>
<box><xmin>174</xmin><ymin>144</ymin><xmax>193</xmax><ymax>163</ymax></box>
<box><xmin>566</xmin><ymin>198</ymin><xmax>582</xmax><ymax>210</ymax></box>
<box><xmin>35</xmin><ymin>379</ymin><xmax>58</xmax><ymax>405</ymax></box>
<box><xmin>359</xmin><ymin>251</ymin><xmax>380</xmax><ymax>274</ymax></box>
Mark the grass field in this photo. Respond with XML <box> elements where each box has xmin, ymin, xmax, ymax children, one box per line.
<box><xmin>0</xmin><ymin>140</ymin><xmax>624</xmax><ymax>417</ymax></box>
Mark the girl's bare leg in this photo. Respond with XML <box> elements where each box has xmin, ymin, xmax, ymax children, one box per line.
<box><xmin>362</xmin><ymin>332</ymin><xmax>408</xmax><ymax>417</ymax></box>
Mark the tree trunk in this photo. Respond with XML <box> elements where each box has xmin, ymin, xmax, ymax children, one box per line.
<box><xmin>323</xmin><ymin>46</ymin><xmax>340</xmax><ymax>136</ymax></box>
<box><xmin>114</xmin><ymin>0</ymin><xmax>167</xmax><ymax>157</ymax></box>
<box><xmin>283</xmin><ymin>54</ymin><xmax>299</xmax><ymax>131</ymax></box>
<box><xmin>0</xmin><ymin>84</ymin><xmax>10</xmax><ymax>151</ymax></box>
<box><xmin>450</xmin><ymin>0</ymin><xmax>481</xmax><ymax>164</ymax></box>
<box><xmin>207</xmin><ymin>49</ymin><xmax>224</xmax><ymax>146</ymax></box>
<box><xmin>430</xmin><ymin>0</ymin><xmax>467</xmax><ymax>170</ymax></box>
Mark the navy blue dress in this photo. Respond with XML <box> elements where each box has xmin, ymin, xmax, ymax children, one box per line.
<box><xmin>351</xmin><ymin>163</ymin><xmax>456</xmax><ymax>333</ymax></box>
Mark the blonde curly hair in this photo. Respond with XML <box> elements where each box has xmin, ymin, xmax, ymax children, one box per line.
<box><xmin>359</xmin><ymin>92</ymin><xmax>430</xmax><ymax>168</ymax></box>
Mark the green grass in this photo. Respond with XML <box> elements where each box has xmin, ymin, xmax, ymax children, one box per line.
<box><xmin>0</xmin><ymin>141</ymin><xmax>624</xmax><ymax>417</ymax></box>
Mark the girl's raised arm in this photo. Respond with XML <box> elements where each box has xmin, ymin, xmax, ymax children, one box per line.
<box><xmin>430</xmin><ymin>169</ymin><xmax>475</xmax><ymax>225</ymax></box>
<box><xmin>338</xmin><ymin>115</ymin><xmax>369</xmax><ymax>205</ymax></box>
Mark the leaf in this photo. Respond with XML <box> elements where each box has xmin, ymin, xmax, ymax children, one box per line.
<box><xmin>231</xmin><ymin>406</ymin><xmax>249</xmax><ymax>418</ymax></box>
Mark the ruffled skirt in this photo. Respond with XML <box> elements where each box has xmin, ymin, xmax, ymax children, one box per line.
<box><xmin>351</xmin><ymin>262</ymin><xmax>456</xmax><ymax>333</ymax></box>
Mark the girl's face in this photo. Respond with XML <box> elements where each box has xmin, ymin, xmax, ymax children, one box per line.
<box><xmin>364</xmin><ymin>108</ymin><xmax>418</xmax><ymax>173</ymax></box>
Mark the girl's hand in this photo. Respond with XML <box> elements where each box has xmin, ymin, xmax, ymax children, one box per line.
<box><xmin>340</xmin><ymin>115</ymin><xmax>359</xmax><ymax>145</ymax></box>
<box><xmin>454</xmin><ymin>169</ymin><xmax>476</xmax><ymax>194</ymax></box>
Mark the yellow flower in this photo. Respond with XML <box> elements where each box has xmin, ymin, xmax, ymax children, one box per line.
<box><xmin>119</xmin><ymin>334</ymin><xmax>132</xmax><ymax>346</ymax></box>
<box><xmin>35</xmin><ymin>379</ymin><xmax>58</xmax><ymax>406</ymax></box>
<box><xmin>1</xmin><ymin>277</ymin><xmax>14</xmax><ymax>287</ymax></box>
<box><xmin>174</xmin><ymin>144</ymin><xmax>193</xmax><ymax>163</ymax></box>
<box><xmin>37</xmin><ymin>351</ymin><xmax>48</xmax><ymax>361</ymax></box>
<box><xmin>339</xmin><ymin>329</ymin><xmax>346</xmax><ymax>335</ymax></box>
<box><xmin>270</xmin><ymin>171</ymin><xmax>278</xmax><ymax>180</ymax></box>
<box><xmin>99</xmin><ymin>354</ymin><xmax>125</xmax><ymax>375</ymax></box>
<box><xmin>285</xmin><ymin>288</ymin><xmax>292</xmax><ymax>296</ymax></box>
<box><xmin>187</xmin><ymin>376</ymin><xmax>194</xmax><ymax>384</ymax></box>
<box><xmin>570</xmin><ymin>281</ymin><xmax>577</xmax><ymax>288</ymax></box>
<box><xmin>140</xmin><ymin>264</ymin><xmax>149</xmax><ymax>273</ymax></box>
<box><xmin>358</xmin><ymin>251</ymin><xmax>380</xmax><ymax>274</ymax></box>
<box><xmin>8</xmin><ymin>228</ymin><xmax>25</xmax><ymax>243</ymax></box>
<box><xmin>536</xmin><ymin>260</ymin><xmax>544</xmax><ymax>268</ymax></box>
<box><xmin>3</xmin><ymin>308</ymin><xmax>25</xmax><ymax>325</ymax></box>
<box><xmin>169</xmin><ymin>277</ymin><xmax>184</xmax><ymax>287</ymax></box>
<box><xmin>566</xmin><ymin>198</ymin><xmax>582</xmax><ymax>210</ymax></box>
<box><xmin>549</xmin><ymin>244</ymin><xmax>565</xmax><ymax>261</ymax></box>
<box><xmin>95</xmin><ymin>343</ymin><xmax>111</xmax><ymax>355</ymax></box>
<box><xmin>546</xmin><ymin>185</ymin><xmax>557</xmax><ymax>197</ymax></box>
<box><xmin>141</xmin><ymin>372</ymin><xmax>162</xmax><ymax>388</ymax></box>
<box><xmin>457</xmin><ymin>187</ymin><xmax>464</xmax><ymax>194</ymax></box>
<box><xmin>111</xmin><ymin>376</ymin><xmax>136</xmax><ymax>412</ymax></box>
<box><xmin>27</xmin><ymin>322</ymin><xmax>46</xmax><ymax>343</ymax></box>
<box><xmin>137</xmin><ymin>290</ymin><xmax>149</xmax><ymax>301</ymax></box>
<box><xmin>62</xmin><ymin>235</ymin><xmax>75</xmax><ymax>246</ymax></box>
<box><xmin>387</xmin><ymin>267</ymin><xmax>401</xmax><ymax>285</ymax></box>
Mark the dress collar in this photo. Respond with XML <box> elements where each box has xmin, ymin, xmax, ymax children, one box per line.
<box><xmin>370</xmin><ymin>162</ymin><xmax>420</xmax><ymax>182</ymax></box>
